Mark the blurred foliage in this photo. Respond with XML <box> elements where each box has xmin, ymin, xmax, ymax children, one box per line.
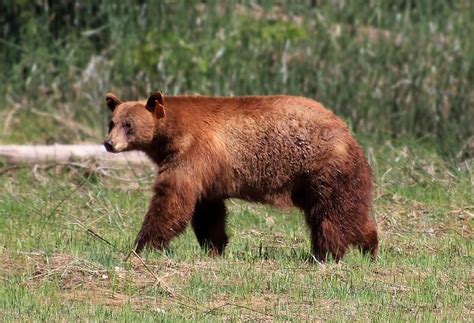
<box><xmin>0</xmin><ymin>0</ymin><xmax>472</xmax><ymax>160</ymax></box>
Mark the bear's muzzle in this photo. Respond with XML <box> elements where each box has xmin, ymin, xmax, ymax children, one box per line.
<box><xmin>103</xmin><ymin>140</ymin><xmax>115</xmax><ymax>153</ymax></box>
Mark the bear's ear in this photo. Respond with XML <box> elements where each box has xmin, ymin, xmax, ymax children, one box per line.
<box><xmin>106</xmin><ymin>93</ymin><xmax>122</xmax><ymax>112</ymax></box>
<box><xmin>145</xmin><ymin>91</ymin><xmax>165</xmax><ymax>119</ymax></box>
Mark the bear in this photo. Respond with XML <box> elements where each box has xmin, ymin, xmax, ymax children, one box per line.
<box><xmin>104</xmin><ymin>91</ymin><xmax>378</xmax><ymax>262</ymax></box>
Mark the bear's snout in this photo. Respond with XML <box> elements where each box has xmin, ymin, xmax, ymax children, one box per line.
<box><xmin>103</xmin><ymin>140</ymin><xmax>115</xmax><ymax>153</ymax></box>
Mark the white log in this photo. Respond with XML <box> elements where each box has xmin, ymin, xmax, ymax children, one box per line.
<box><xmin>0</xmin><ymin>144</ymin><xmax>153</xmax><ymax>167</ymax></box>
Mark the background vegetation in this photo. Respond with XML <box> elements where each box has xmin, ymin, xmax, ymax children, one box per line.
<box><xmin>0</xmin><ymin>0</ymin><xmax>473</xmax><ymax>321</ymax></box>
<box><xmin>0</xmin><ymin>0</ymin><xmax>472</xmax><ymax>158</ymax></box>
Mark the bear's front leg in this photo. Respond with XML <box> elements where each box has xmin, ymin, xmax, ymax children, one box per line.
<box><xmin>134</xmin><ymin>173</ymin><xmax>197</xmax><ymax>253</ymax></box>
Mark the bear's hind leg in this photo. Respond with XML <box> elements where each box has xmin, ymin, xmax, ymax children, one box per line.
<box><xmin>357</xmin><ymin>220</ymin><xmax>379</xmax><ymax>260</ymax></box>
<box><xmin>304</xmin><ymin>207</ymin><xmax>348</xmax><ymax>262</ymax></box>
<box><xmin>192</xmin><ymin>199</ymin><xmax>228</xmax><ymax>255</ymax></box>
<box><xmin>303</xmin><ymin>199</ymin><xmax>378</xmax><ymax>262</ymax></box>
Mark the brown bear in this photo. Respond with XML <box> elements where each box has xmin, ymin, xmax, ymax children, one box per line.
<box><xmin>104</xmin><ymin>92</ymin><xmax>378</xmax><ymax>262</ymax></box>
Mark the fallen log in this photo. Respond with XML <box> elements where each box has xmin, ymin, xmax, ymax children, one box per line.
<box><xmin>0</xmin><ymin>144</ymin><xmax>153</xmax><ymax>167</ymax></box>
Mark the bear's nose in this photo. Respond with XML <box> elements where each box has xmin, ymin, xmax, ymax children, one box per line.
<box><xmin>103</xmin><ymin>140</ymin><xmax>115</xmax><ymax>152</ymax></box>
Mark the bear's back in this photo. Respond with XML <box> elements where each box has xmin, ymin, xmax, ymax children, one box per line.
<box><xmin>162</xmin><ymin>95</ymin><xmax>357</xmax><ymax>204</ymax></box>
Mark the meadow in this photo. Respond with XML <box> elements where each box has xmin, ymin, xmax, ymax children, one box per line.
<box><xmin>0</xmin><ymin>1</ymin><xmax>473</xmax><ymax>321</ymax></box>
<box><xmin>0</xmin><ymin>143</ymin><xmax>472</xmax><ymax>320</ymax></box>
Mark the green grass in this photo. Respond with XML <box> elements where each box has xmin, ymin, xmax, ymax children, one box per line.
<box><xmin>1</xmin><ymin>143</ymin><xmax>472</xmax><ymax>321</ymax></box>
<box><xmin>1</xmin><ymin>1</ymin><xmax>472</xmax><ymax>158</ymax></box>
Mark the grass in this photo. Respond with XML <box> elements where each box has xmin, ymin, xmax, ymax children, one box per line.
<box><xmin>0</xmin><ymin>142</ymin><xmax>472</xmax><ymax>321</ymax></box>
<box><xmin>0</xmin><ymin>1</ymin><xmax>473</xmax><ymax>158</ymax></box>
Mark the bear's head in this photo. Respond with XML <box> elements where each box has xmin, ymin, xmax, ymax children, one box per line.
<box><xmin>104</xmin><ymin>91</ymin><xmax>165</xmax><ymax>153</ymax></box>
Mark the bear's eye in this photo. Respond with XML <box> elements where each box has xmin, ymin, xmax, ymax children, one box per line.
<box><xmin>108</xmin><ymin>121</ymin><xmax>114</xmax><ymax>132</ymax></box>
<box><xmin>122</xmin><ymin>120</ymin><xmax>133</xmax><ymax>135</ymax></box>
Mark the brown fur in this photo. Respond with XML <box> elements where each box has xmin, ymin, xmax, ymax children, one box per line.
<box><xmin>104</xmin><ymin>93</ymin><xmax>378</xmax><ymax>261</ymax></box>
